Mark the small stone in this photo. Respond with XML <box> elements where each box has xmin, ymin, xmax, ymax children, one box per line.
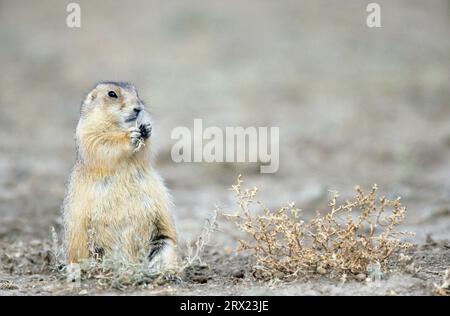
<box><xmin>78</xmin><ymin>289</ymin><xmax>88</xmax><ymax>295</ymax></box>
<box><xmin>316</xmin><ymin>266</ymin><xmax>327</xmax><ymax>275</ymax></box>
<box><xmin>387</xmin><ymin>290</ymin><xmax>397</xmax><ymax>296</ymax></box>
<box><xmin>356</xmin><ymin>273</ymin><xmax>366</xmax><ymax>281</ymax></box>
<box><xmin>252</xmin><ymin>269</ymin><xmax>271</xmax><ymax>280</ymax></box>
<box><xmin>272</xmin><ymin>271</ymin><xmax>285</xmax><ymax>279</ymax></box>
<box><xmin>232</xmin><ymin>270</ymin><xmax>245</xmax><ymax>279</ymax></box>
<box><xmin>192</xmin><ymin>276</ymin><xmax>209</xmax><ymax>284</ymax></box>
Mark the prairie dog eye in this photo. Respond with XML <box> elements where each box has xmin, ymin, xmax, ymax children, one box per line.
<box><xmin>108</xmin><ymin>91</ymin><xmax>118</xmax><ymax>98</ymax></box>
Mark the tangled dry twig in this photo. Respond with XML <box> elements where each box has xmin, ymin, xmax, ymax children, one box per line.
<box><xmin>223</xmin><ymin>175</ymin><xmax>413</xmax><ymax>279</ymax></box>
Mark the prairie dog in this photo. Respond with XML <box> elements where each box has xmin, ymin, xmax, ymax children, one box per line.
<box><xmin>62</xmin><ymin>82</ymin><xmax>177</xmax><ymax>270</ymax></box>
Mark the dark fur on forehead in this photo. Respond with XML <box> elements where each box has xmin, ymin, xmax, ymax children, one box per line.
<box><xmin>97</xmin><ymin>81</ymin><xmax>135</xmax><ymax>91</ymax></box>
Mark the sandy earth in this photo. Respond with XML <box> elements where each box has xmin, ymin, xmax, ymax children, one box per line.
<box><xmin>0</xmin><ymin>0</ymin><xmax>449</xmax><ymax>295</ymax></box>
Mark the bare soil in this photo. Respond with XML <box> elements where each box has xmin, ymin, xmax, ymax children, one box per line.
<box><xmin>0</xmin><ymin>0</ymin><xmax>449</xmax><ymax>295</ymax></box>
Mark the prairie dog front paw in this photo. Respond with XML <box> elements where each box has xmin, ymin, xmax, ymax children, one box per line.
<box><xmin>139</xmin><ymin>123</ymin><xmax>152</xmax><ymax>140</ymax></box>
<box><xmin>128</xmin><ymin>126</ymin><xmax>145</xmax><ymax>152</ymax></box>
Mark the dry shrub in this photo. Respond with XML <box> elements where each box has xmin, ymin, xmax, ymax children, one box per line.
<box><xmin>223</xmin><ymin>176</ymin><xmax>413</xmax><ymax>279</ymax></box>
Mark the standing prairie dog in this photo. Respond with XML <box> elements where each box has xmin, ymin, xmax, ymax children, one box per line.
<box><xmin>62</xmin><ymin>82</ymin><xmax>177</xmax><ymax>270</ymax></box>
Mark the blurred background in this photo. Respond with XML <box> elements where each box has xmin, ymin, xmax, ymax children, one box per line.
<box><xmin>0</xmin><ymin>0</ymin><xmax>449</xmax><ymax>245</ymax></box>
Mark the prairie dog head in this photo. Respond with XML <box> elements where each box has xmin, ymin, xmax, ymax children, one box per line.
<box><xmin>79</xmin><ymin>82</ymin><xmax>151</xmax><ymax>130</ymax></box>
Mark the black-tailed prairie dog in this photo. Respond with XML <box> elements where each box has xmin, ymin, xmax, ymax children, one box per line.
<box><xmin>62</xmin><ymin>82</ymin><xmax>177</xmax><ymax>270</ymax></box>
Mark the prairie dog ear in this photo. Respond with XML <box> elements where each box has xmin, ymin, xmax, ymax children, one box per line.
<box><xmin>84</xmin><ymin>90</ymin><xmax>98</xmax><ymax>105</ymax></box>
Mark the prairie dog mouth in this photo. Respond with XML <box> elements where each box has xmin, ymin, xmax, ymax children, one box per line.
<box><xmin>125</xmin><ymin>109</ymin><xmax>141</xmax><ymax>123</ymax></box>
<box><xmin>125</xmin><ymin>115</ymin><xmax>138</xmax><ymax>123</ymax></box>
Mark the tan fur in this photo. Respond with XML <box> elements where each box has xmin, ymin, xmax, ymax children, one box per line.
<box><xmin>62</xmin><ymin>82</ymin><xmax>177</xmax><ymax>267</ymax></box>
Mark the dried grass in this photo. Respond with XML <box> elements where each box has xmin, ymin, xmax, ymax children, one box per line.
<box><xmin>181</xmin><ymin>210</ymin><xmax>218</xmax><ymax>269</ymax></box>
<box><xmin>51</xmin><ymin>212</ymin><xmax>219</xmax><ymax>290</ymax></box>
<box><xmin>435</xmin><ymin>268</ymin><xmax>450</xmax><ymax>296</ymax></box>
<box><xmin>223</xmin><ymin>175</ymin><xmax>413</xmax><ymax>280</ymax></box>
<box><xmin>0</xmin><ymin>280</ymin><xmax>19</xmax><ymax>290</ymax></box>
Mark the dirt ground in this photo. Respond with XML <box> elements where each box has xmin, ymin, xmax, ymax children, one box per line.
<box><xmin>0</xmin><ymin>0</ymin><xmax>449</xmax><ymax>295</ymax></box>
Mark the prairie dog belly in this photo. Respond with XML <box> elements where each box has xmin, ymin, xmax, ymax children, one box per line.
<box><xmin>83</xmin><ymin>168</ymin><xmax>163</xmax><ymax>261</ymax></box>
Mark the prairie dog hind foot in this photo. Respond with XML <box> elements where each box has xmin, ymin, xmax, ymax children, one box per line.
<box><xmin>148</xmin><ymin>237</ymin><xmax>177</xmax><ymax>271</ymax></box>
